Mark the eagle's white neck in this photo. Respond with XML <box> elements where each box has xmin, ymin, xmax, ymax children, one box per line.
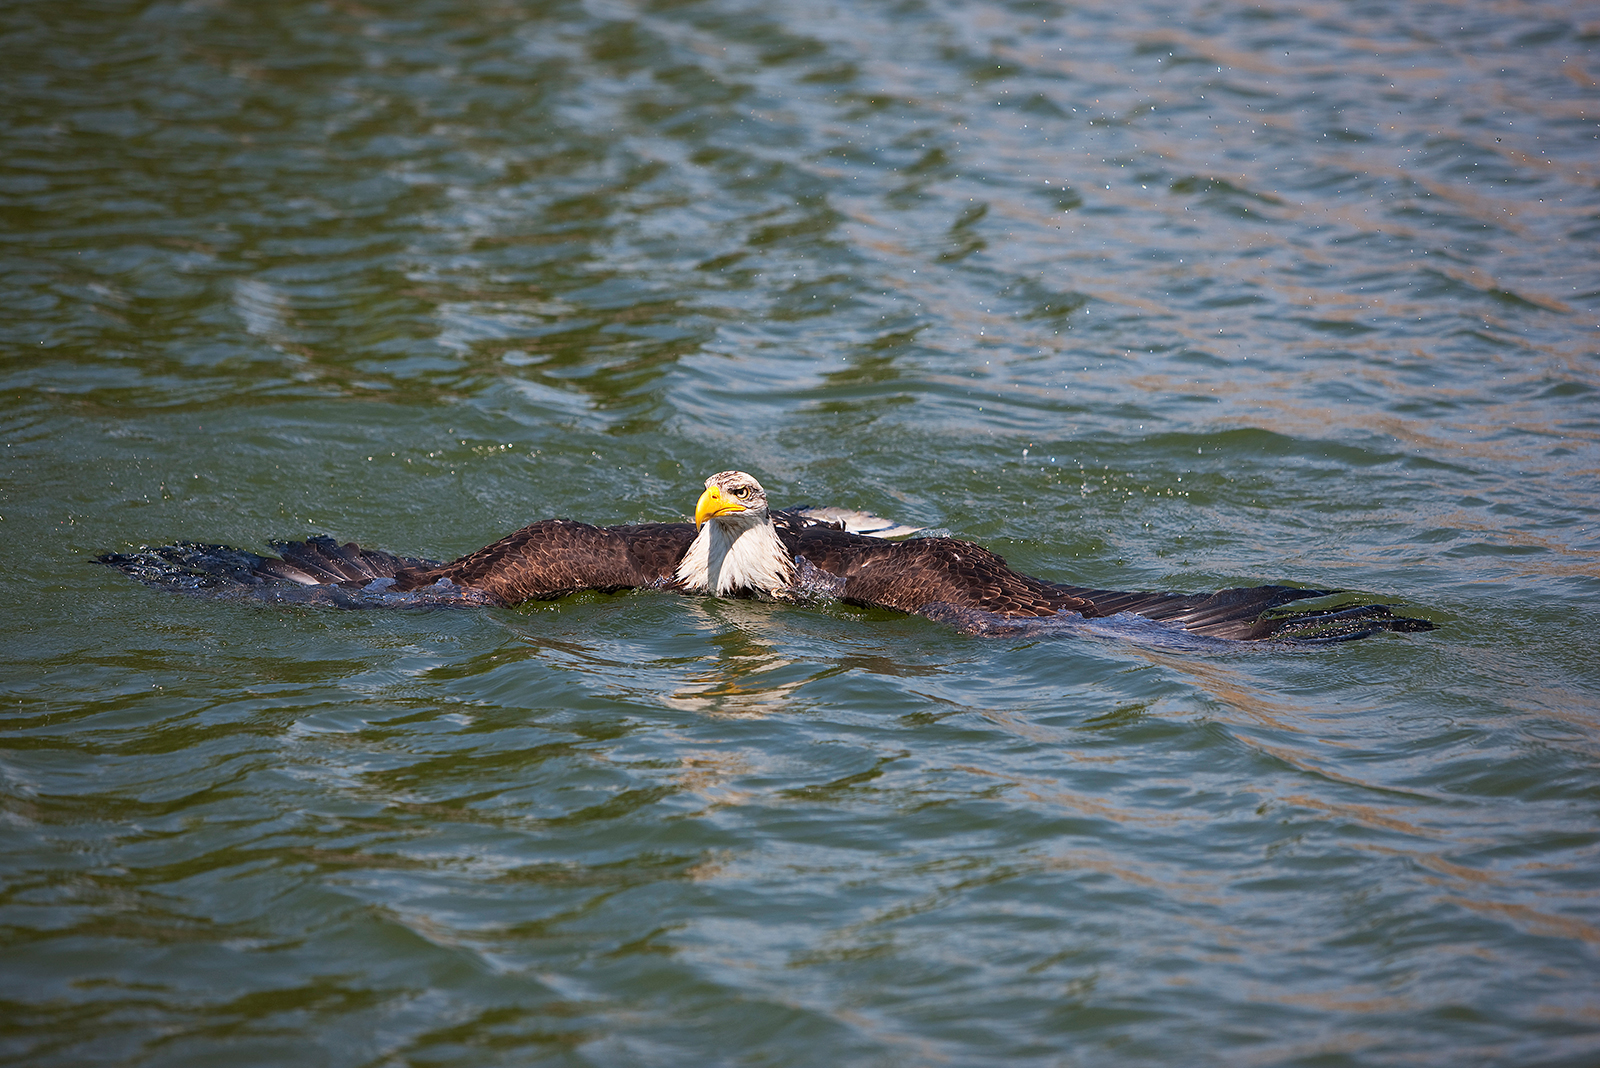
<box><xmin>675</xmin><ymin>515</ymin><xmax>795</xmax><ymax>597</ymax></box>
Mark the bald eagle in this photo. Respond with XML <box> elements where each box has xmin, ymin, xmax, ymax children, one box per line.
<box><xmin>98</xmin><ymin>470</ymin><xmax>1433</xmax><ymax>642</ymax></box>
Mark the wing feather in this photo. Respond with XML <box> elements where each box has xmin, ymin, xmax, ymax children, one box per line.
<box><xmin>394</xmin><ymin>520</ymin><xmax>696</xmax><ymax>605</ymax></box>
<box><xmin>791</xmin><ymin>527</ymin><xmax>1090</xmax><ymax>617</ymax></box>
<box><xmin>790</xmin><ymin>526</ymin><xmax>1430</xmax><ymax>640</ymax></box>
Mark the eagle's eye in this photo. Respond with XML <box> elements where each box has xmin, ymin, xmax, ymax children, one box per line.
<box><xmin>734</xmin><ymin>487</ymin><xmax>751</xmax><ymax>499</ymax></box>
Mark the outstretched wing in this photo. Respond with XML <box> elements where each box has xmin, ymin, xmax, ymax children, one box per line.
<box><xmin>784</xmin><ymin>524</ymin><xmax>1431</xmax><ymax>641</ymax></box>
<box><xmin>100</xmin><ymin>523</ymin><xmax>699</xmax><ymax>608</ymax></box>
<box><xmin>394</xmin><ymin>520</ymin><xmax>696</xmax><ymax>605</ymax></box>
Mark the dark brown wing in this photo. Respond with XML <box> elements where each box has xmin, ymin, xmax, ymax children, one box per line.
<box><xmin>789</xmin><ymin>526</ymin><xmax>1091</xmax><ymax>617</ymax></box>
<box><xmin>787</xmin><ymin>523</ymin><xmax>1431</xmax><ymax>641</ymax></box>
<box><xmin>394</xmin><ymin>520</ymin><xmax>696</xmax><ymax>606</ymax></box>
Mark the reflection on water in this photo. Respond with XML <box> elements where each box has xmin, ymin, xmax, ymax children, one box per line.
<box><xmin>668</xmin><ymin>600</ymin><xmax>802</xmax><ymax>717</ymax></box>
<box><xmin>4</xmin><ymin>0</ymin><xmax>1600</xmax><ymax>1063</ymax></box>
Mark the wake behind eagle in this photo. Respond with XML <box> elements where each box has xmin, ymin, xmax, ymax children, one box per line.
<box><xmin>99</xmin><ymin>470</ymin><xmax>1433</xmax><ymax>642</ymax></box>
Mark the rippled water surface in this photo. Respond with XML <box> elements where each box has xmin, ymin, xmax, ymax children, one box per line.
<box><xmin>4</xmin><ymin>0</ymin><xmax>1599</xmax><ymax>1064</ymax></box>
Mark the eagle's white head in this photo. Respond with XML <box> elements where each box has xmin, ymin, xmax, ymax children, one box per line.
<box><xmin>674</xmin><ymin>470</ymin><xmax>796</xmax><ymax>597</ymax></box>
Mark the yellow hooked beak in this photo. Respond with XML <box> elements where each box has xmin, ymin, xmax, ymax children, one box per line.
<box><xmin>695</xmin><ymin>485</ymin><xmax>747</xmax><ymax>528</ymax></box>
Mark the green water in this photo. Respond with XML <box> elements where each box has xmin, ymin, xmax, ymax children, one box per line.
<box><xmin>3</xmin><ymin>0</ymin><xmax>1598</xmax><ymax>1064</ymax></box>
